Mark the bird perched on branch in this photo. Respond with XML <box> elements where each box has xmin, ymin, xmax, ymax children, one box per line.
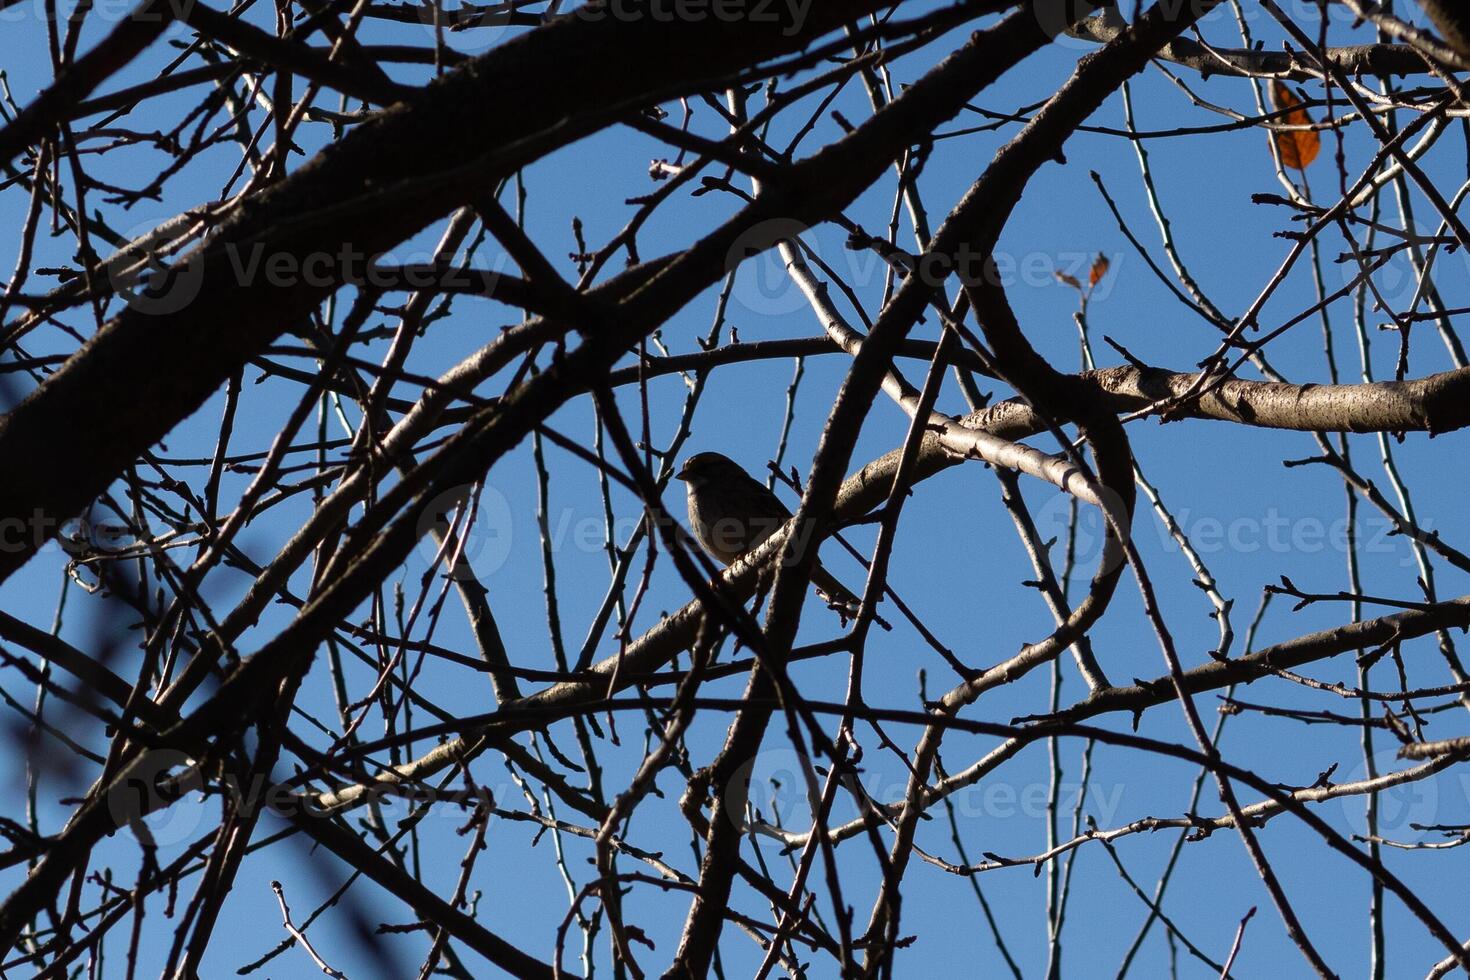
<box><xmin>675</xmin><ymin>451</ymin><xmax>884</xmax><ymax>627</ymax></box>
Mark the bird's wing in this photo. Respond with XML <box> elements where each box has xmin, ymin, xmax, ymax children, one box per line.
<box><xmin>742</xmin><ymin>478</ymin><xmax>891</xmax><ymax>629</ymax></box>
<box><xmin>741</xmin><ymin>473</ymin><xmax>794</xmax><ymax>520</ymax></box>
<box><xmin>727</xmin><ymin>472</ymin><xmax>795</xmax><ymax>551</ymax></box>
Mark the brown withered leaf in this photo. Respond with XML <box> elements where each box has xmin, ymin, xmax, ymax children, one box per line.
<box><xmin>1089</xmin><ymin>253</ymin><xmax>1110</xmax><ymax>287</ymax></box>
<box><xmin>1270</xmin><ymin>81</ymin><xmax>1321</xmax><ymax>171</ymax></box>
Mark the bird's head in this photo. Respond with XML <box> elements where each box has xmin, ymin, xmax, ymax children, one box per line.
<box><xmin>675</xmin><ymin>451</ymin><xmax>741</xmax><ymax>487</ymax></box>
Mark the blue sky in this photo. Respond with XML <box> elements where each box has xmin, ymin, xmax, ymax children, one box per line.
<box><xmin>2</xmin><ymin>1</ymin><xmax>1470</xmax><ymax>977</ymax></box>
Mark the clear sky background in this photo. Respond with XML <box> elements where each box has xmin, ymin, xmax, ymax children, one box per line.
<box><xmin>3</xmin><ymin>1</ymin><xmax>1470</xmax><ymax>977</ymax></box>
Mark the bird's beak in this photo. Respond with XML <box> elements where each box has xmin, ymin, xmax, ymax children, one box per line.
<box><xmin>674</xmin><ymin>462</ymin><xmax>690</xmax><ymax>481</ymax></box>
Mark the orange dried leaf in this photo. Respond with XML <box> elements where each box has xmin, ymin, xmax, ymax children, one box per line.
<box><xmin>1270</xmin><ymin>81</ymin><xmax>1321</xmax><ymax>171</ymax></box>
<box><xmin>1089</xmin><ymin>253</ymin><xmax>1110</xmax><ymax>287</ymax></box>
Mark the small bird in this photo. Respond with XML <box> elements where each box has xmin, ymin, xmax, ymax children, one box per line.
<box><xmin>675</xmin><ymin>451</ymin><xmax>872</xmax><ymax>622</ymax></box>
